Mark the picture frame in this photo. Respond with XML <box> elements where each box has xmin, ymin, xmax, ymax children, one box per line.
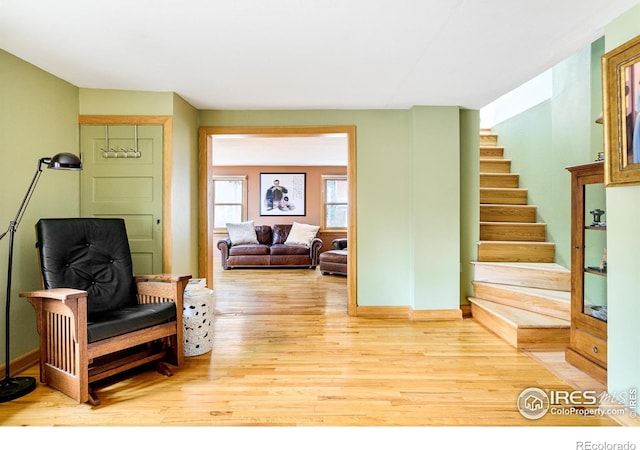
<box><xmin>259</xmin><ymin>172</ymin><xmax>306</xmax><ymax>216</ymax></box>
<box><xmin>602</xmin><ymin>34</ymin><xmax>640</xmax><ymax>187</ymax></box>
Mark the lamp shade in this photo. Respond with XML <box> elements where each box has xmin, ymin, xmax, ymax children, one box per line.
<box><xmin>47</xmin><ymin>152</ymin><xmax>82</xmax><ymax>170</ymax></box>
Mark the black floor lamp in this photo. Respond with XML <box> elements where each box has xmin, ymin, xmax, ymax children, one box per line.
<box><xmin>0</xmin><ymin>153</ymin><xmax>82</xmax><ymax>403</ymax></box>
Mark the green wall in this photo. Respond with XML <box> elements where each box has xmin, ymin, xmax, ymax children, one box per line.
<box><xmin>0</xmin><ymin>49</ymin><xmax>80</xmax><ymax>364</ymax></box>
<box><xmin>199</xmin><ymin>108</ymin><xmax>471</xmax><ymax>311</ymax></box>
<box><xmin>170</xmin><ymin>93</ymin><xmax>199</xmax><ymax>276</ymax></box>
<box><xmin>492</xmin><ymin>41</ymin><xmax>600</xmax><ymax>270</ymax></box>
<box><xmin>79</xmin><ymin>89</ymin><xmax>174</xmax><ymax>116</ymax></box>
<box><xmin>604</xmin><ymin>3</ymin><xmax>640</xmax><ymax>409</ymax></box>
<box><xmin>410</xmin><ymin>106</ymin><xmax>460</xmax><ymax>309</ymax></box>
<box><xmin>460</xmin><ymin>109</ymin><xmax>480</xmax><ymax>305</ymax></box>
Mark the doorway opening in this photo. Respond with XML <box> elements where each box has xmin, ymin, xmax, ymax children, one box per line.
<box><xmin>198</xmin><ymin>126</ymin><xmax>357</xmax><ymax>314</ymax></box>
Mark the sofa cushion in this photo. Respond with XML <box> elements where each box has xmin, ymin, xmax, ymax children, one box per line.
<box><xmin>272</xmin><ymin>224</ymin><xmax>291</xmax><ymax>245</ymax></box>
<box><xmin>87</xmin><ymin>302</ymin><xmax>176</xmax><ymax>343</ymax></box>
<box><xmin>37</xmin><ymin>218</ymin><xmax>138</xmax><ymax>315</ymax></box>
<box><xmin>319</xmin><ymin>249</ymin><xmax>347</xmax><ymax>263</ymax></box>
<box><xmin>228</xmin><ymin>244</ymin><xmax>271</xmax><ymax>256</ymax></box>
<box><xmin>270</xmin><ymin>243</ymin><xmax>310</xmax><ymax>256</ymax></box>
<box><xmin>255</xmin><ymin>225</ymin><xmax>273</xmax><ymax>245</ymax></box>
<box><xmin>226</xmin><ymin>221</ymin><xmax>259</xmax><ymax>245</ymax></box>
<box><xmin>285</xmin><ymin>222</ymin><xmax>320</xmax><ymax>247</ymax></box>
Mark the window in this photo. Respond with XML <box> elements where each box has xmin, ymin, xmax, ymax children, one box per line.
<box><xmin>322</xmin><ymin>175</ymin><xmax>348</xmax><ymax>230</ymax></box>
<box><xmin>212</xmin><ymin>176</ymin><xmax>247</xmax><ymax>230</ymax></box>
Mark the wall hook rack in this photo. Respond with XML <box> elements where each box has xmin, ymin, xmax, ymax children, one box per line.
<box><xmin>101</xmin><ymin>124</ymin><xmax>142</xmax><ymax>159</ymax></box>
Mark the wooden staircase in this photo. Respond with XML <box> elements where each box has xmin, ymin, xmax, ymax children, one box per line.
<box><xmin>469</xmin><ymin>130</ymin><xmax>570</xmax><ymax>349</ymax></box>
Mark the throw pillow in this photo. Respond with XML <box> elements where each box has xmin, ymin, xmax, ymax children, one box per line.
<box><xmin>284</xmin><ymin>222</ymin><xmax>320</xmax><ymax>247</ymax></box>
<box><xmin>226</xmin><ymin>221</ymin><xmax>259</xmax><ymax>245</ymax></box>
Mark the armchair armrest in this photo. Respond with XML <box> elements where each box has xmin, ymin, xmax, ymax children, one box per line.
<box><xmin>135</xmin><ymin>273</ymin><xmax>191</xmax><ymax>305</ymax></box>
<box><xmin>134</xmin><ymin>273</ymin><xmax>191</xmax><ymax>367</ymax></box>
<box><xmin>20</xmin><ymin>288</ymin><xmax>89</xmax><ymax>356</ymax></box>
<box><xmin>135</xmin><ymin>273</ymin><xmax>192</xmax><ymax>284</ymax></box>
<box><xmin>20</xmin><ymin>288</ymin><xmax>87</xmax><ymax>302</ymax></box>
<box><xmin>310</xmin><ymin>237</ymin><xmax>323</xmax><ymax>267</ymax></box>
<box><xmin>217</xmin><ymin>239</ymin><xmax>232</xmax><ymax>269</ymax></box>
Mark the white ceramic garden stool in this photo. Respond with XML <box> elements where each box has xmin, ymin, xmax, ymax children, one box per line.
<box><xmin>182</xmin><ymin>287</ymin><xmax>215</xmax><ymax>357</ymax></box>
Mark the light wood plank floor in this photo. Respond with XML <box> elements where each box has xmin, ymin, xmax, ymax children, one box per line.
<box><xmin>0</xmin><ymin>267</ymin><xmax>627</xmax><ymax>427</ymax></box>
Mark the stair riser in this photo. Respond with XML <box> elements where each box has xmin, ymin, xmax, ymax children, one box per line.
<box><xmin>480</xmin><ymin>205</ymin><xmax>536</xmax><ymax>223</ymax></box>
<box><xmin>480</xmin><ymin>160</ymin><xmax>511</xmax><ymax>173</ymax></box>
<box><xmin>472</xmin><ymin>282</ymin><xmax>570</xmax><ymax>321</ymax></box>
<box><xmin>480</xmin><ymin>134</ymin><xmax>498</xmax><ymax>146</ymax></box>
<box><xmin>470</xmin><ymin>301</ymin><xmax>570</xmax><ymax>349</ymax></box>
<box><xmin>480</xmin><ymin>174</ymin><xmax>519</xmax><ymax>188</ymax></box>
<box><xmin>480</xmin><ymin>189</ymin><xmax>528</xmax><ymax>205</ymax></box>
<box><xmin>477</xmin><ymin>242</ymin><xmax>555</xmax><ymax>263</ymax></box>
<box><xmin>480</xmin><ymin>223</ymin><xmax>546</xmax><ymax>241</ymax></box>
<box><xmin>470</xmin><ymin>302</ymin><xmax>518</xmax><ymax>347</ymax></box>
<box><xmin>480</xmin><ymin>147</ymin><xmax>503</xmax><ymax>159</ymax></box>
<box><xmin>473</xmin><ymin>263</ymin><xmax>571</xmax><ymax>291</ymax></box>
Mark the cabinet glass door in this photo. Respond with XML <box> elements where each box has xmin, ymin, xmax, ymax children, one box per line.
<box><xmin>583</xmin><ymin>183</ymin><xmax>607</xmax><ymax>322</ymax></box>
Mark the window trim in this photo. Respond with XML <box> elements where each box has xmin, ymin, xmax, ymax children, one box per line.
<box><xmin>212</xmin><ymin>175</ymin><xmax>247</xmax><ymax>233</ymax></box>
<box><xmin>321</xmin><ymin>174</ymin><xmax>348</xmax><ymax>232</ymax></box>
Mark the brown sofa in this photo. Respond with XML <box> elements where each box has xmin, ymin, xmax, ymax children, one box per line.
<box><xmin>217</xmin><ymin>224</ymin><xmax>322</xmax><ymax>270</ymax></box>
<box><xmin>319</xmin><ymin>238</ymin><xmax>348</xmax><ymax>276</ymax></box>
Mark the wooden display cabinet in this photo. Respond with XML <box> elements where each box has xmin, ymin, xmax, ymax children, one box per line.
<box><xmin>565</xmin><ymin>161</ymin><xmax>607</xmax><ymax>385</ymax></box>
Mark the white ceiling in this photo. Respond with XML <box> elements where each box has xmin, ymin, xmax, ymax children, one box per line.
<box><xmin>2</xmin><ymin>0</ymin><xmax>639</xmax><ymax>111</ymax></box>
<box><xmin>212</xmin><ymin>134</ymin><xmax>348</xmax><ymax>166</ymax></box>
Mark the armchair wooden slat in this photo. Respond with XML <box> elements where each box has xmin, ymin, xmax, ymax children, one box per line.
<box><xmin>20</xmin><ymin>218</ymin><xmax>191</xmax><ymax>406</ymax></box>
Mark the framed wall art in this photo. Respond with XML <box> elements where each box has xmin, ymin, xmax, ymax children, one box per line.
<box><xmin>602</xmin><ymin>33</ymin><xmax>640</xmax><ymax>186</ymax></box>
<box><xmin>259</xmin><ymin>172</ymin><xmax>306</xmax><ymax>216</ymax></box>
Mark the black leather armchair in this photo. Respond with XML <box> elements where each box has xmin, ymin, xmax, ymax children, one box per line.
<box><xmin>20</xmin><ymin>218</ymin><xmax>191</xmax><ymax>405</ymax></box>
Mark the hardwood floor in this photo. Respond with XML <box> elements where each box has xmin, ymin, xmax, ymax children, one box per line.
<box><xmin>0</xmin><ymin>267</ymin><xmax>628</xmax><ymax>428</ymax></box>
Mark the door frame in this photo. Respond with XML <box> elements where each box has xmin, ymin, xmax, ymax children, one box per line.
<box><xmin>78</xmin><ymin>115</ymin><xmax>174</xmax><ymax>272</ymax></box>
<box><xmin>198</xmin><ymin>125</ymin><xmax>357</xmax><ymax>315</ymax></box>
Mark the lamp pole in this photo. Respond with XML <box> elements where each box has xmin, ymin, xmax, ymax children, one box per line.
<box><xmin>0</xmin><ymin>154</ymin><xmax>81</xmax><ymax>402</ymax></box>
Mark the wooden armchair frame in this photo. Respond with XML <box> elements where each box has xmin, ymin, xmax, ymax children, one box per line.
<box><xmin>21</xmin><ymin>273</ymin><xmax>191</xmax><ymax>406</ymax></box>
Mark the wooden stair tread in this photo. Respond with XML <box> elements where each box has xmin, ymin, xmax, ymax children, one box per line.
<box><xmin>468</xmin><ymin>297</ymin><xmax>569</xmax><ymax>329</ymax></box>
<box><xmin>478</xmin><ymin>240</ymin><xmax>554</xmax><ymax>245</ymax></box>
<box><xmin>479</xmin><ymin>222</ymin><xmax>546</xmax><ymax>228</ymax></box>
<box><xmin>480</xmin><ymin>203</ymin><xmax>536</xmax><ymax>208</ymax></box>
<box><xmin>472</xmin><ymin>261</ymin><xmax>569</xmax><ymax>272</ymax></box>
<box><xmin>480</xmin><ymin>187</ymin><xmax>527</xmax><ymax>192</ymax></box>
